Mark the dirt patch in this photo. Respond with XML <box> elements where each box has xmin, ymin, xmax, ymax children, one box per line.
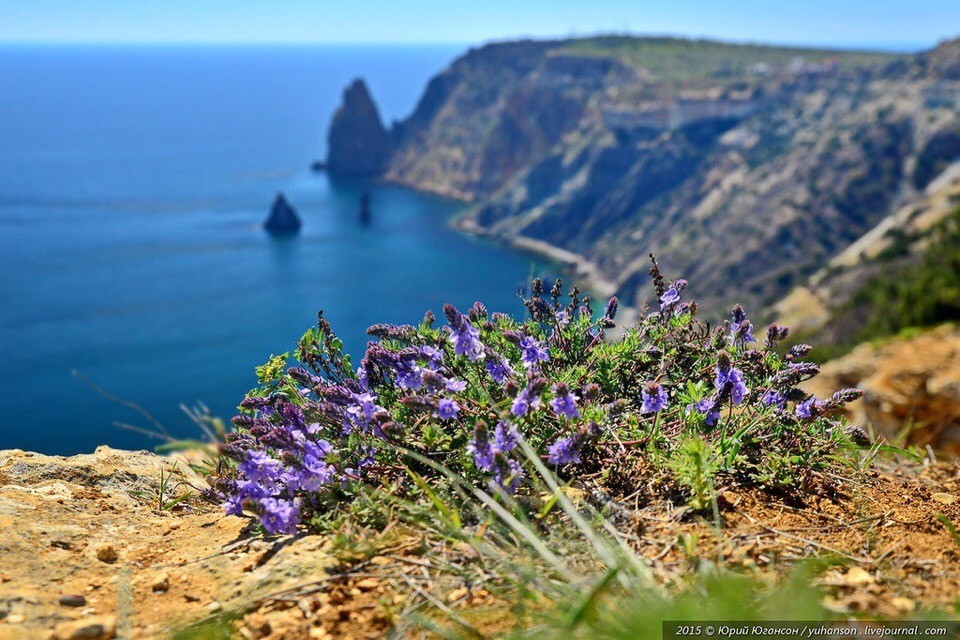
<box><xmin>623</xmin><ymin>462</ymin><xmax>960</xmax><ymax>615</ymax></box>
<box><xmin>0</xmin><ymin>448</ymin><xmax>958</xmax><ymax>638</ymax></box>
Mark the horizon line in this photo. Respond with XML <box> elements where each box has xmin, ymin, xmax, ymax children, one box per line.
<box><xmin>0</xmin><ymin>32</ymin><xmax>943</xmax><ymax>54</ymax></box>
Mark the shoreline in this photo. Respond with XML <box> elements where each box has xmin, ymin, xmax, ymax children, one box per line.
<box><xmin>454</xmin><ymin>217</ymin><xmax>620</xmax><ymax>299</ymax></box>
<box><xmin>378</xmin><ymin>174</ymin><xmax>638</xmax><ymax>322</ymax></box>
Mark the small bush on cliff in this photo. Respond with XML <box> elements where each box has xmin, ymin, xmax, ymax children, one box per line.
<box><xmin>210</xmin><ymin>256</ymin><xmax>864</xmax><ymax>535</ymax></box>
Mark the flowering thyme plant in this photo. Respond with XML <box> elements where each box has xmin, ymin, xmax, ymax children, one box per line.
<box><xmin>212</xmin><ymin>256</ymin><xmax>865</xmax><ymax>535</ymax></box>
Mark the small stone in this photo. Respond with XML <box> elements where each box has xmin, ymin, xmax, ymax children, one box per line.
<box><xmin>59</xmin><ymin>594</ymin><xmax>87</xmax><ymax>607</ymax></box>
<box><xmin>446</xmin><ymin>587</ymin><xmax>469</xmax><ymax>603</ymax></box>
<box><xmin>842</xmin><ymin>567</ymin><xmax>875</xmax><ymax>587</ymax></box>
<box><xmin>0</xmin><ymin>573</ymin><xmax>9</xmax><ymax>583</ymax></box>
<box><xmin>6</xmin><ymin>613</ymin><xmax>24</xmax><ymax>624</ymax></box>
<box><xmin>207</xmin><ymin>601</ymin><xmax>222</xmax><ymax>613</ymax></box>
<box><xmin>95</xmin><ymin>545</ymin><xmax>117</xmax><ymax>564</ymax></box>
<box><xmin>354</xmin><ymin>578</ymin><xmax>379</xmax><ymax>592</ymax></box>
<box><xmin>931</xmin><ymin>492</ymin><xmax>957</xmax><ymax>505</ymax></box>
<box><xmin>890</xmin><ymin>597</ymin><xmax>915</xmax><ymax>614</ymax></box>
<box><xmin>50</xmin><ymin>615</ymin><xmax>116</xmax><ymax>640</ymax></box>
<box><xmin>151</xmin><ymin>572</ymin><xmax>170</xmax><ymax>593</ymax></box>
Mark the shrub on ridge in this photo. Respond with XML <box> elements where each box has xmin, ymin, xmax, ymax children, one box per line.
<box><xmin>211</xmin><ymin>256</ymin><xmax>865</xmax><ymax>535</ymax></box>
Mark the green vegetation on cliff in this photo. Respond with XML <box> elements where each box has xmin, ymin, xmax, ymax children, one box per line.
<box><xmin>852</xmin><ymin>208</ymin><xmax>960</xmax><ymax>341</ymax></box>
<box><xmin>559</xmin><ymin>36</ymin><xmax>896</xmax><ymax>82</ymax></box>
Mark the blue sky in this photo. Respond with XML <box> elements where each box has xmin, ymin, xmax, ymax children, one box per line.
<box><xmin>2</xmin><ymin>0</ymin><xmax>957</xmax><ymax>50</ymax></box>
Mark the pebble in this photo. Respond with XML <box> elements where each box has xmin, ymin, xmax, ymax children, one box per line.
<box><xmin>354</xmin><ymin>578</ymin><xmax>379</xmax><ymax>592</ymax></box>
<box><xmin>58</xmin><ymin>595</ymin><xmax>87</xmax><ymax>607</ymax></box>
<box><xmin>94</xmin><ymin>545</ymin><xmax>117</xmax><ymax>564</ymax></box>
<box><xmin>207</xmin><ymin>601</ymin><xmax>222</xmax><ymax>613</ymax></box>
<box><xmin>890</xmin><ymin>597</ymin><xmax>916</xmax><ymax>614</ymax></box>
<box><xmin>446</xmin><ymin>587</ymin><xmax>469</xmax><ymax>603</ymax></box>
<box><xmin>151</xmin><ymin>572</ymin><xmax>170</xmax><ymax>593</ymax></box>
<box><xmin>50</xmin><ymin>615</ymin><xmax>116</xmax><ymax>640</ymax></box>
<box><xmin>841</xmin><ymin>567</ymin><xmax>875</xmax><ymax>587</ymax></box>
<box><xmin>931</xmin><ymin>492</ymin><xmax>957</xmax><ymax>505</ymax></box>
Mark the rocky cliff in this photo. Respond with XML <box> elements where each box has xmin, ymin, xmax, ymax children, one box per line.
<box><xmin>326</xmin><ymin>36</ymin><xmax>960</xmax><ymax>316</ymax></box>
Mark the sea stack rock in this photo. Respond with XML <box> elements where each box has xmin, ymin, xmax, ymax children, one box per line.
<box><xmin>326</xmin><ymin>78</ymin><xmax>393</xmax><ymax>177</ymax></box>
<box><xmin>358</xmin><ymin>190</ymin><xmax>372</xmax><ymax>225</ymax></box>
<box><xmin>263</xmin><ymin>192</ymin><xmax>302</xmax><ymax>235</ymax></box>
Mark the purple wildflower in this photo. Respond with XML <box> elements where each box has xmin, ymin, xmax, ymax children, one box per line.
<box><xmin>469</xmin><ymin>420</ymin><xmax>521</xmax><ymax>475</ymax></box>
<box><xmin>688</xmin><ymin>398</ymin><xmax>721</xmax><ymax>427</ymax></box>
<box><xmin>492</xmin><ymin>421</ymin><xmax>520</xmax><ymax>453</ymax></box>
<box><xmin>435</xmin><ymin>398</ymin><xmax>460</xmax><ymax>420</ymax></box>
<box><xmin>468</xmin><ymin>430</ymin><xmax>494</xmax><ymax>471</ymax></box>
<box><xmin>761</xmin><ymin>389</ymin><xmax>786</xmax><ymax>410</ymax></box>
<box><xmin>222</xmin><ymin>493</ymin><xmax>245</xmax><ymax>517</ymax></box>
<box><xmin>518</xmin><ymin>335</ymin><xmax>550</xmax><ymax>369</ymax></box>
<box><xmin>445</xmin><ymin>378</ymin><xmax>468</xmax><ymax>393</ymax></box>
<box><xmin>297</xmin><ymin>455</ymin><xmax>335</xmax><ymax>491</ymax></box>
<box><xmin>451</xmin><ymin>323</ymin><xmax>483</xmax><ymax>360</ymax></box>
<box><xmin>547</xmin><ymin>435</ymin><xmax>581</xmax><ymax>465</ymax></box>
<box><xmin>511</xmin><ymin>383</ymin><xmax>542</xmax><ymax>417</ymax></box>
<box><xmin>258</xmin><ymin>497</ymin><xmax>300</xmax><ymax>535</ymax></box>
<box><xmin>641</xmin><ymin>383</ymin><xmax>669</xmax><ymax>414</ymax></box>
<box><xmin>795</xmin><ymin>397</ymin><xmax>822</xmax><ymax>419</ymax></box>
<box><xmin>356</xmin><ymin>365</ymin><xmax>370</xmax><ymax>390</ymax></box>
<box><xmin>484</xmin><ymin>355</ymin><xmax>516</xmax><ymax>384</ymax></box>
<box><xmin>238</xmin><ymin>451</ymin><xmax>283</xmax><ymax>486</ymax></box>
<box><xmin>419</xmin><ymin>345</ymin><xmax>444</xmax><ymax>370</ymax></box>
<box><xmin>550</xmin><ymin>384</ymin><xmax>580</xmax><ymax>419</ymax></box>
<box><xmin>660</xmin><ymin>287</ymin><xmax>681</xmax><ymax>310</ymax></box>
<box><xmin>603</xmin><ymin>296</ymin><xmax>619</xmax><ymax>320</ymax></box>
<box><xmin>344</xmin><ymin>391</ymin><xmax>383</xmax><ymax>433</ymax></box>
<box><xmin>490</xmin><ymin>456</ymin><xmax>524</xmax><ymax>494</ymax></box>
<box><xmin>715</xmin><ymin>365</ymin><xmax>749</xmax><ymax>405</ymax></box>
<box><xmin>729</xmin><ymin>305</ymin><xmax>756</xmax><ymax>347</ymax></box>
<box><xmin>395</xmin><ymin>360</ymin><xmax>424</xmax><ymax>390</ymax></box>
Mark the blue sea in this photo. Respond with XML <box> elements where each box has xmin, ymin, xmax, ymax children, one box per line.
<box><xmin>0</xmin><ymin>45</ymin><xmax>561</xmax><ymax>454</ymax></box>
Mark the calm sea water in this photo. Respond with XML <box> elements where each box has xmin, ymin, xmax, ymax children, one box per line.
<box><xmin>0</xmin><ymin>45</ymin><xmax>560</xmax><ymax>454</ymax></box>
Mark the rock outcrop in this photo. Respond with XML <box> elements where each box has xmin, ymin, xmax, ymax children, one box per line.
<box><xmin>263</xmin><ymin>192</ymin><xmax>301</xmax><ymax>235</ymax></box>
<box><xmin>325</xmin><ymin>79</ymin><xmax>393</xmax><ymax>177</ymax></box>
<box><xmin>324</xmin><ymin>36</ymin><xmax>960</xmax><ymax>317</ymax></box>
<box><xmin>0</xmin><ymin>447</ymin><xmax>406</xmax><ymax>639</ymax></box>
<box><xmin>804</xmin><ymin>324</ymin><xmax>960</xmax><ymax>453</ymax></box>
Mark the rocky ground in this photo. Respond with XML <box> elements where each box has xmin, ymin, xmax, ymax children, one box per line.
<box><xmin>805</xmin><ymin>324</ymin><xmax>960</xmax><ymax>454</ymax></box>
<box><xmin>1</xmin><ymin>446</ymin><xmax>958</xmax><ymax>639</ymax></box>
<box><xmin>0</xmin><ymin>447</ymin><xmax>416</xmax><ymax>639</ymax></box>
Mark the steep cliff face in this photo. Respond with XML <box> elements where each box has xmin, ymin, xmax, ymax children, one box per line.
<box><xmin>383</xmin><ymin>41</ymin><xmax>642</xmax><ymax>201</ymax></box>
<box><xmin>326</xmin><ymin>79</ymin><xmax>392</xmax><ymax>176</ymax></box>
<box><xmin>325</xmin><ymin>37</ymin><xmax>960</xmax><ymax>316</ymax></box>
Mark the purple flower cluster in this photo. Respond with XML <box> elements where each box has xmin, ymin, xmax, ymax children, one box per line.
<box><xmin>214</xmin><ymin>258</ymin><xmax>867</xmax><ymax>536</ymax></box>
<box><xmin>468</xmin><ymin>421</ymin><xmax>523</xmax><ymax>492</ymax></box>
